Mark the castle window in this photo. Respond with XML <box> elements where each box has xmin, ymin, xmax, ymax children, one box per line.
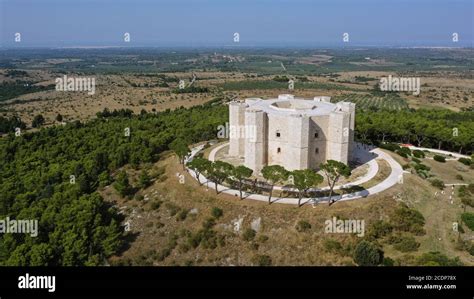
<box><xmin>276</xmin><ymin>132</ymin><xmax>281</xmax><ymax>137</ymax></box>
<box><xmin>314</xmin><ymin>132</ymin><xmax>319</xmax><ymax>138</ymax></box>
<box><xmin>277</xmin><ymin>147</ymin><xmax>281</xmax><ymax>153</ymax></box>
<box><xmin>315</xmin><ymin>148</ymin><xmax>319</xmax><ymax>154</ymax></box>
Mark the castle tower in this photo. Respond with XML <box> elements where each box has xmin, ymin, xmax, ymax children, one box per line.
<box><xmin>287</xmin><ymin>114</ymin><xmax>310</xmax><ymax>170</ymax></box>
<box><xmin>229</xmin><ymin>102</ymin><xmax>247</xmax><ymax>157</ymax></box>
<box><xmin>334</xmin><ymin>102</ymin><xmax>355</xmax><ymax>161</ymax></box>
<box><xmin>244</xmin><ymin>108</ymin><xmax>267</xmax><ymax>174</ymax></box>
<box><xmin>327</xmin><ymin>103</ymin><xmax>352</xmax><ymax>164</ymax></box>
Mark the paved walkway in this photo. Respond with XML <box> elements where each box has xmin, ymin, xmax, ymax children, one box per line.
<box><xmin>406</xmin><ymin>145</ymin><xmax>470</xmax><ymax>159</ymax></box>
<box><xmin>208</xmin><ymin>142</ymin><xmax>380</xmax><ymax>192</ymax></box>
<box><xmin>185</xmin><ymin>142</ymin><xmax>404</xmax><ymax>206</ymax></box>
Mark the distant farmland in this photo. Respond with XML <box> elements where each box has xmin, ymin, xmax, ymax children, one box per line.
<box><xmin>332</xmin><ymin>93</ymin><xmax>409</xmax><ymax>110</ymax></box>
<box><xmin>218</xmin><ymin>80</ymin><xmax>359</xmax><ymax>91</ymax></box>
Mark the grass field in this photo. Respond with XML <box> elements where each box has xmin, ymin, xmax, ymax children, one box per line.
<box><xmin>104</xmin><ymin>148</ymin><xmax>473</xmax><ymax>266</ymax></box>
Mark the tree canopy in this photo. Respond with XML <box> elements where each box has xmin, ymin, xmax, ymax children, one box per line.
<box><xmin>262</xmin><ymin>165</ymin><xmax>290</xmax><ymax>204</ymax></box>
<box><xmin>291</xmin><ymin>169</ymin><xmax>323</xmax><ymax>207</ymax></box>
<box><xmin>320</xmin><ymin>160</ymin><xmax>351</xmax><ymax>205</ymax></box>
<box><xmin>0</xmin><ymin>102</ymin><xmax>227</xmax><ymax>265</ymax></box>
<box><xmin>231</xmin><ymin>165</ymin><xmax>253</xmax><ymax>200</ymax></box>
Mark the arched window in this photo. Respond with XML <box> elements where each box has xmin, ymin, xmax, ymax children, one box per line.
<box><xmin>277</xmin><ymin>147</ymin><xmax>281</xmax><ymax>153</ymax></box>
<box><xmin>276</xmin><ymin>131</ymin><xmax>281</xmax><ymax>138</ymax></box>
<box><xmin>315</xmin><ymin>148</ymin><xmax>319</xmax><ymax>154</ymax></box>
<box><xmin>314</xmin><ymin>131</ymin><xmax>319</xmax><ymax>138</ymax></box>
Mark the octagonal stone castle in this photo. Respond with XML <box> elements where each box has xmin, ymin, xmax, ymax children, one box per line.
<box><xmin>228</xmin><ymin>94</ymin><xmax>355</xmax><ymax>174</ymax></box>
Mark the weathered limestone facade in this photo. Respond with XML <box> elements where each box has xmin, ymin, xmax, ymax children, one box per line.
<box><xmin>229</xmin><ymin>94</ymin><xmax>355</xmax><ymax>174</ymax></box>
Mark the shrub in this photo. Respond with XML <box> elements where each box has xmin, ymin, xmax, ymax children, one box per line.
<box><xmin>242</xmin><ymin>228</ymin><xmax>257</xmax><ymax>241</ymax></box>
<box><xmin>379</xmin><ymin>143</ymin><xmax>400</xmax><ymax>152</ymax></box>
<box><xmin>416</xmin><ymin>251</ymin><xmax>462</xmax><ymax>266</ymax></box>
<box><xmin>392</xmin><ymin>235</ymin><xmax>420</xmax><ymax>252</ymax></box>
<box><xmin>155</xmin><ymin>248</ymin><xmax>172</xmax><ymax>261</ymax></box>
<box><xmin>367</xmin><ymin>220</ymin><xmax>393</xmax><ymax>239</ymax></box>
<box><xmin>398</xmin><ymin>147</ymin><xmax>412</xmax><ymax>156</ymax></box>
<box><xmin>387</xmin><ymin>234</ymin><xmax>403</xmax><ymax>245</ymax></box>
<box><xmin>295</xmin><ymin>220</ymin><xmax>312</xmax><ymax>232</ymax></box>
<box><xmin>187</xmin><ymin>234</ymin><xmax>201</xmax><ymax>249</ymax></box>
<box><xmin>459</xmin><ymin>186</ymin><xmax>474</xmax><ymax>207</ymax></box>
<box><xmin>217</xmin><ymin>235</ymin><xmax>226</xmax><ymax>247</ymax></box>
<box><xmin>211</xmin><ymin>207</ymin><xmax>223</xmax><ymax>219</ymax></box>
<box><xmin>150</xmin><ymin>200</ymin><xmax>162</xmax><ymax>210</ymax></box>
<box><xmin>272</xmin><ymin>75</ymin><xmax>289</xmax><ymax>82</ymax></box>
<box><xmin>199</xmin><ymin>229</ymin><xmax>218</xmax><ymax>249</ymax></box>
<box><xmin>455</xmin><ymin>174</ymin><xmax>464</xmax><ymax>181</ymax></box>
<box><xmin>458</xmin><ymin>157</ymin><xmax>472</xmax><ymax>166</ymax></box>
<box><xmin>416</xmin><ymin>169</ymin><xmax>430</xmax><ymax>179</ymax></box>
<box><xmin>113</xmin><ymin>170</ymin><xmax>134</xmax><ymax>197</ymax></box>
<box><xmin>468</xmin><ymin>245</ymin><xmax>474</xmax><ymax>256</ymax></box>
<box><xmin>32</xmin><ymin>114</ymin><xmax>45</xmax><ymax>128</ymax></box>
<box><xmin>165</xmin><ymin>203</ymin><xmax>180</xmax><ymax>216</ymax></box>
<box><xmin>390</xmin><ymin>205</ymin><xmax>425</xmax><ymax>235</ymax></box>
<box><xmin>413</xmin><ymin>163</ymin><xmax>431</xmax><ymax>179</ymax></box>
<box><xmin>138</xmin><ymin>170</ymin><xmax>151</xmax><ymax>188</ymax></box>
<box><xmin>353</xmin><ymin>241</ymin><xmax>384</xmax><ymax>266</ymax></box>
<box><xmin>412</xmin><ymin>150</ymin><xmax>425</xmax><ymax>158</ymax></box>
<box><xmin>414</xmin><ymin>163</ymin><xmax>430</xmax><ymax>171</ymax></box>
<box><xmin>178</xmin><ymin>243</ymin><xmax>191</xmax><ymax>253</ymax></box>
<box><xmin>468</xmin><ymin>184</ymin><xmax>474</xmax><ymax>194</ymax></box>
<box><xmin>157</xmin><ymin>174</ymin><xmax>168</xmax><ymax>182</ymax></box>
<box><xmin>250</xmin><ymin>242</ymin><xmax>259</xmax><ymax>250</ymax></box>
<box><xmin>430</xmin><ymin>179</ymin><xmax>445</xmax><ymax>190</ymax></box>
<box><xmin>411</xmin><ymin>157</ymin><xmax>421</xmax><ymax>164</ymax></box>
<box><xmin>98</xmin><ymin>171</ymin><xmax>112</xmax><ymax>187</ymax></box>
<box><xmin>202</xmin><ymin>217</ymin><xmax>216</xmax><ymax>230</ymax></box>
<box><xmin>251</xmin><ymin>254</ymin><xmax>272</xmax><ymax>266</ymax></box>
<box><xmin>396</xmin><ymin>150</ymin><xmax>408</xmax><ymax>158</ymax></box>
<box><xmin>382</xmin><ymin>257</ymin><xmax>395</xmax><ymax>266</ymax></box>
<box><xmin>323</xmin><ymin>239</ymin><xmax>343</xmax><ymax>253</ymax></box>
<box><xmin>461</xmin><ymin>213</ymin><xmax>474</xmax><ymax>231</ymax></box>
<box><xmin>433</xmin><ymin>155</ymin><xmax>446</xmax><ymax>163</ymax></box>
<box><xmin>176</xmin><ymin>209</ymin><xmax>188</xmax><ymax>221</ymax></box>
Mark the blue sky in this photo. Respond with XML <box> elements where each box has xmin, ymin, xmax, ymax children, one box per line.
<box><xmin>0</xmin><ymin>0</ymin><xmax>472</xmax><ymax>47</ymax></box>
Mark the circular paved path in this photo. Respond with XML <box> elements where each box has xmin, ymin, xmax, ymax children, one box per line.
<box><xmin>186</xmin><ymin>142</ymin><xmax>403</xmax><ymax>206</ymax></box>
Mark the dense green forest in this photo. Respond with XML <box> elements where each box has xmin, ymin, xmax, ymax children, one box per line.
<box><xmin>0</xmin><ymin>81</ymin><xmax>55</xmax><ymax>102</ymax></box>
<box><xmin>0</xmin><ymin>101</ymin><xmax>227</xmax><ymax>265</ymax></box>
<box><xmin>356</xmin><ymin>109</ymin><xmax>474</xmax><ymax>154</ymax></box>
<box><xmin>0</xmin><ymin>116</ymin><xmax>26</xmax><ymax>134</ymax></box>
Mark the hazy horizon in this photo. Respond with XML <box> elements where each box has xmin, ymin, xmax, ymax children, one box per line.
<box><xmin>1</xmin><ymin>0</ymin><xmax>473</xmax><ymax>48</ymax></box>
